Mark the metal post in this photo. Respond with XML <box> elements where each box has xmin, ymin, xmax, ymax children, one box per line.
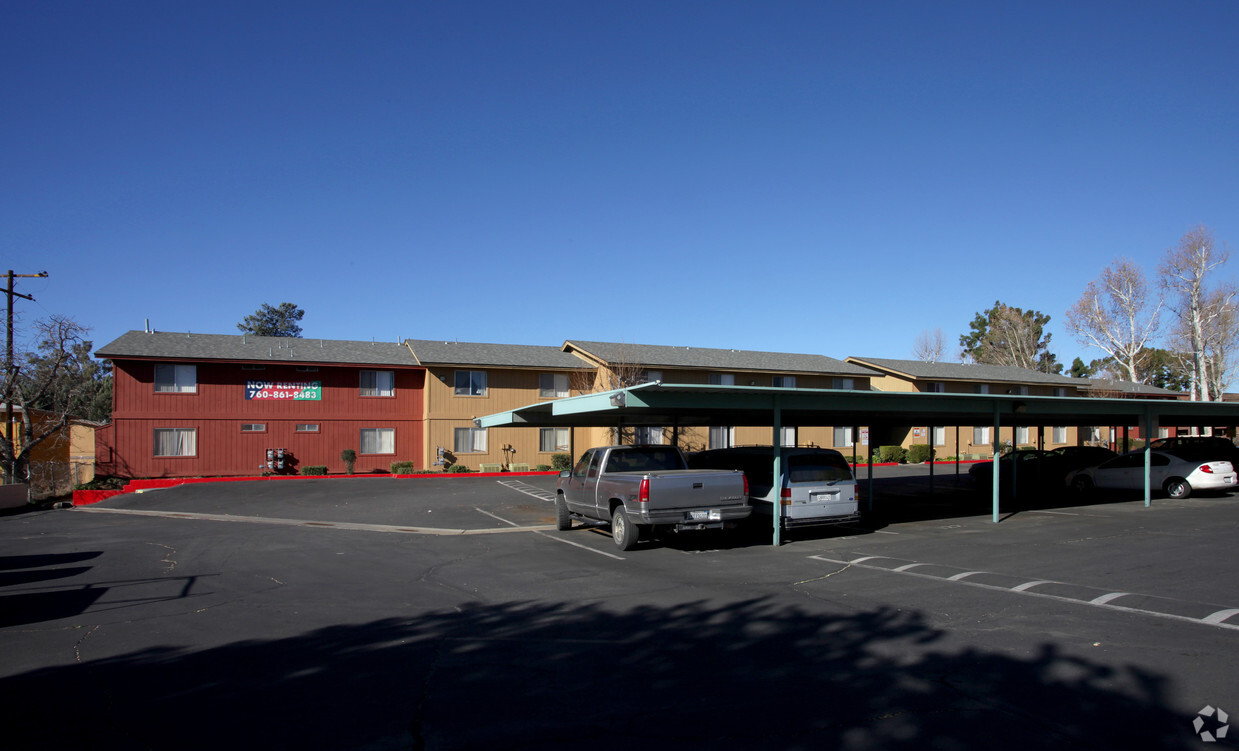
<box><xmin>771</xmin><ymin>397</ymin><xmax>783</xmax><ymax>546</ymax></box>
<box><xmin>992</xmin><ymin>404</ymin><xmax>1001</xmax><ymax>523</ymax></box>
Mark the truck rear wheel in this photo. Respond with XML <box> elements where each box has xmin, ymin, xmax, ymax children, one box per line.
<box><xmin>611</xmin><ymin>506</ymin><xmax>639</xmax><ymax>551</ymax></box>
<box><xmin>555</xmin><ymin>494</ymin><xmax>571</xmax><ymax>531</ymax></box>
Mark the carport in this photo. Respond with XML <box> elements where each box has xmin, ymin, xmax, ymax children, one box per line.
<box><xmin>477</xmin><ymin>382</ymin><xmax>1239</xmax><ymax>544</ymax></box>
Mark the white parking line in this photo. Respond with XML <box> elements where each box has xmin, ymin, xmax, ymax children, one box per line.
<box><xmin>476</xmin><ymin>507</ymin><xmax>624</xmax><ymax>560</ymax></box>
<box><xmin>806</xmin><ymin>554</ymin><xmax>1239</xmax><ymax>632</ymax></box>
<box><xmin>78</xmin><ymin>506</ymin><xmax>555</xmax><ymax>535</ymax></box>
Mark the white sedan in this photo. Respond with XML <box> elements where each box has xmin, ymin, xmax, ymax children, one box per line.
<box><xmin>1066</xmin><ymin>450</ymin><xmax>1237</xmax><ymax>499</ymax></box>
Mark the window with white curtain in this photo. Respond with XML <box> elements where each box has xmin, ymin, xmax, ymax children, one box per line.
<box><xmin>781</xmin><ymin>426</ymin><xmax>797</xmax><ymax>447</ymax></box>
<box><xmin>833</xmin><ymin>426</ymin><xmax>853</xmax><ymax>446</ymax></box>
<box><xmin>708</xmin><ymin>373</ymin><xmax>735</xmax><ymax>385</ymax></box>
<box><xmin>1016</xmin><ymin>426</ymin><xmax>1030</xmax><ymax>445</ymax></box>
<box><xmin>832</xmin><ymin>377</ymin><xmax>853</xmax><ymax>390</ymax></box>
<box><xmin>540</xmin><ymin>427</ymin><xmax>570</xmax><ymax>452</ymax></box>
<box><xmin>454</xmin><ymin>370</ymin><xmax>487</xmax><ymax>396</ymax></box>
<box><xmin>973</xmin><ymin>426</ymin><xmax>991</xmax><ymax>445</ymax></box>
<box><xmin>1053</xmin><ymin>426</ymin><xmax>1067</xmax><ymax>443</ymax></box>
<box><xmin>154</xmin><ymin>364</ymin><xmax>197</xmax><ymax>393</ymax></box>
<box><xmin>154</xmin><ymin>428</ymin><xmax>196</xmax><ymax>457</ymax></box>
<box><xmin>932</xmin><ymin>426</ymin><xmax>946</xmax><ymax>445</ymax></box>
<box><xmin>773</xmin><ymin>376</ymin><xmax>796</xmax><ymax>388</ymax></box>
<box><xmin>976</xmin><ymin>384</ymin><xmax>990</xmax><ymax>394</ymax></box>
<box><xmin>454</xmin><ymin>427</ymin><xmax>487</xmax><ymax>453</ymax></box>
<box><xmin>360</xmin><ymin>370</ymin><xmax>395</xmax><ymax>397</ymax></box>
<box><xmin>539</xmin><ymin>373</ymin><xmax>569</xmax><ymax>398</ymax></box>
<box><xmin>360</xmin><ymin>428</ymin><xmax>395</xmax><ymax>454</ymax></box>
<box><xmin>633</xmin><ymin>426</ymin><xmax>663</xmax><ymax>445</ymax></box>
<box><xmin>709</xmin><ymin>426</ymin><xmax>734</xmax><ymax>449</ymax></box>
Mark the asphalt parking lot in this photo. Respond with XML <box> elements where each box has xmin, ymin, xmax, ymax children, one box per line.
<box><xmin>2</xmin><ymin>471</ymin><xmax>1237</xmax><ymax>750</ymax></box>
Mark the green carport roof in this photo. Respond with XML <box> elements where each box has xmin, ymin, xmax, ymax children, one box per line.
<box><xmin>477</xmin><ymin>382</ymin><xmax>1239</xmax><ymax>431</ymax></box>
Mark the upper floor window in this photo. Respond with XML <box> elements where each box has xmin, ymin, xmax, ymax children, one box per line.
<box><xmin>155</xmin><ymin>364</ymin><xmax>197</xmax><ymax>393</ymax></box>
<box><xmin>241</xmin><ymin>364</ymin><xmax>265</xmax><ymax>371</ymax></box>
<box><xmin>641</xmin><ymin>369</ymin><xmax>663</xmax><ymax>384</ymax></box>
<box><xmin>773</xmin><ymin>376</ymin><xmax>796</xmax><ymax>388</ymax></box>
<box><xmin>926</xmin><ymin>382</ymin><xmax>945</xmax><ymax>393</ymax></box>
<box><xmin>976</xmin><ymin>384</ymin><xmax>990</xmax><ymax>394</ymax></box>
<box><xmin>455</xmin><ymin>370</ymin><xmax>487</xmax><ymax>396</ymax></box>
<box><xmin>297</xmin><ymin>366</ymin><xmax>319</xmax><ymax>373</ymax></box>
<box><xmin>832</xmin><ymin>377</ymin><xmax>852</xmax><ymax>390</ymax></box>
<box><xmin>708</xmin><ymin>373</ymin><xmax>735</xmax><ymax>386</ymax></box>
<box><xmin>539</xmin><ymin>373</ymin><xmax>569</xmax><ymax>398</ymax></box>
<box><xmin>360</xmin><ymin>370</ymin><xmax>395</xmax><ymax>397</ymax></box>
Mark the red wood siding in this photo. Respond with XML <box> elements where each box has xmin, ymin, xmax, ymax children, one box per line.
<box><xmin>103</xmin><ymin>360</ymin><xmax>425</xmax><ymax>477</ymax></box>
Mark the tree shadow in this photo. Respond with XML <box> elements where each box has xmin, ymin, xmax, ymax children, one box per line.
<box><xmin>0</xmin><ymin>597</ymin><xmax>1201</xmax><ymax>750</ymax></box>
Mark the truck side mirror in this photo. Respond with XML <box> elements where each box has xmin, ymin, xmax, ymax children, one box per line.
<box><xmin>559</xmin><ymin>470</ymin><xmax>571</xmax><ymax>478</ymax></box>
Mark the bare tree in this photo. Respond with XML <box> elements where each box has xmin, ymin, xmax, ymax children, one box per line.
<box><xmin>0</xmin><ymin>316</ymin><xmax>91</xmax><ymax>483</ymax></box>
<box><xmin>912</xmin><ymin>329</ymin><xmax>945</xmax><ymax>362</ymax></box>
<box><xmin>1203</xmin><ymin>284</ymin><xmax>1239</xmax><ymax>398</ymax></box>
<box><xmin>1065</xmin><ymin>258</ymin><xmax>1161</xmax><ymax>383</ymax></box>
<box><xmin>568</xmin><ymin>343</ymin><xmax>651</xmax><ymax>445</ymax></box>
<box><xmin>1159</xmin><ymin>225</ymin><xmax>1232</xmax><ymax>401</ymax></box>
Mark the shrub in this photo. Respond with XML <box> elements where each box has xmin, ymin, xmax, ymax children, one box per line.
<box><xmin>302</xmin><ymin>465</ymin><xmax>328</xmax><ymax>476</ymax></box>
<box><xmin>878</xmin><ymin>445</ymin><xmax>907</xmax><ymax>463</ymax></box>
<box><xmin>907</xmin><ymin>444</ymin><xmax>934</xmax><ymax>463</ymax></box>
<box><xmin>340</xmin><ymin>449</ymin><xmax>357</xmax><ymax>474</ymax></box>
<box><xmin>390</xmin><ymin>461</ymin><xmax>416</xmax><ymax>474</ymax></box>
<box><xmin>535</xmin><ymin>464</ymin><xmax>552</xmax><ymax>471</ymax></box>
<box><xmin>74</xmin><ymin>475</ymin><xmax>127</xmax><ymax>491</ymax></box>
<box><xmin>551</xmin><ymin>453</ymin><xmax>573</xmax><ymax>471</ymax></box>
<box><xmin>447</xmin><ymin>464</ymin><xmax>471</xmax><ymax>473</ymax></box>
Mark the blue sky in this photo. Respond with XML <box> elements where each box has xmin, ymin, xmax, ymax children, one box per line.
<box><xmin>3</xmin><ymin>1</ymin><xmax>1236</xmax><ymax>369</ymax></box>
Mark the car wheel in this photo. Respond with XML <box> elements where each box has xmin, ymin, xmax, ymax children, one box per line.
<box><xmin>1071</xmin><ymin>475</ymin><xmax>1093</xmax><ymax>494</ymax></box>
<box><xmin>611</xmin><ymin>506</ymin><xmax>639</xmax><ymax>551</ymax></box>
<box><xmin>555</xmin><ymin>493</ymin><xmax>571</xmax><ymax>531</ymax></box>
<box><xmin>1164</xmin><ymin>478</ymin><xmax>1192</xmax><ymax>499</ymax></box>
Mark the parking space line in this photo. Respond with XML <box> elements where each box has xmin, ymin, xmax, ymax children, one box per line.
<box><xmin>496</xmin><ymin>479</ymin><xmax>556</xmax><ymax>503</ymax></box>
<box><xmin>806</xmin><ymin>554</ymin><xmax>1239</xmax><ymax>632</ymax></box>
<box><xmin>77</xmin><ymin>506</ymin><xmax>555</xmax><ymax>535</ymax></box>
<box><xmin>476</xmin><ymin>507</ymin><xmax>624</xmax><ymax>560</ymax></box>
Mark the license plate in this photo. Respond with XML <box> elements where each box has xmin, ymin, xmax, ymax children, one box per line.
<box><xmin>688</xmin><ymin>509</ymin><xmax>722</xmax><ymax>521</ymax></box>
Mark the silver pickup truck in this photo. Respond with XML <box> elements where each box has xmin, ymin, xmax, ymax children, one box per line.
<box><xmin>556</xmin><ymin>445</ymin><xmax>751</xmax><ymax>551</ymax></box>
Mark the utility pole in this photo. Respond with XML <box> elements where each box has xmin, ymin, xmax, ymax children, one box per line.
<box><xmin>3</xmin><ymin>270</ymin><xmax>48</xmax><ymax>484</ymax></box>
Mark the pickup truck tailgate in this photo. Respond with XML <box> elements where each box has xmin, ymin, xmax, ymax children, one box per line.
<box><xmin>636</xmin><ymin>470</ymin><xmax>747</xmax><ymax>509</ymax></box>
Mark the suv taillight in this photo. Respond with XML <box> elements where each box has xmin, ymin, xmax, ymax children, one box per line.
<box><xmin>638</xmin><ymin>477</ymin><xmax>650</xmax><ymax>503</ymax></box>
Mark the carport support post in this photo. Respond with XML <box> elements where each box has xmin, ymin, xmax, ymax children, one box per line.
<box><xmin>1144</xmin><ymin>407</ymin><xmax>1155</xmax><ymax>508</ymax></box>
<box><xmin>992</xmin><ymin>404</ymin><xmax>1001</xmax><ymax>523</ymax></box>
<box><xmin>771</xmin><ymin>397</ymin><xmax>783</xmax><ymax>546</ymax></box>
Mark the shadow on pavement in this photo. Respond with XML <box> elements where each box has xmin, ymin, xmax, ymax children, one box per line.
<box><xmin>0</xmin><ymin>597</ymin><xmax>1199</xmax><ymax>750</ymax></box>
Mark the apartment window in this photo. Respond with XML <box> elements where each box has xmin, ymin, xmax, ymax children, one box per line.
<box><xmin>932</xmin><ymin>426</ymin><xmax>946</xmax><ymax>445</ymax></box>
<box><xmin>454</xmin><ymin>370</ymin><xmax>487</xmax><ymax>396</ymax></box>
<box><xmin>1052</xmin><ymin>426</ymin><xmax>1067</xmax><ymax>443</ymax></box>
<box><xmin>154</xmin><ymin>428</ymin><xmax>196</xmax><ymax>457</ymax></box>
<box><xmin>297</xmin><ymin>366</ymin><xmax>319</xmax><ymax>372</ymax></box>
<box><xmin>1011</xmin><ymin>385</ymin><xmax>1030</xmax><ymax>396</ymax></box>
<box><xmin>773</xmin><ymin>376</ymin><xmax>797</xmax><ymax>388</ymax></box>
<box><xmin>973</xmin><ymin>427</ymin><xmax>991</xmax><ymax>445</ymax></box>
<box><xmin>708</xmin><ymin>373</ymin><xmax>735</xmax><ymax>385</ymax></box>
<box><xmin>633</xmin><ymin>426</ymin><xmax>663</xmax><ymax>445</ymax></box>
<box><xmin>1055</xmin><ymin>387</ymin><xmax>1068</xmax><ymax>397</ymax></box>
<box><xmin>709</xmin><ymin>426</ymin><xmax>735</xmax><ymax>449</ymax></box>
<box><xmin>154</xmin><ymin>364</ymin><xmax>197</xmax><ymax>393</ymax></box>
<box><xmin>295</xmin><ymin>424</ymin><xmax>319</xmax><ymax>433</ymax></box>
<box><xmin>641</xmin><ymin>369</ymin><xmax>663</xmax><ymax>383</ymax></box>
<box><xmin>832</xmin><ymin>377</ymin><xmax>853</xmax><ymax>390</ymax></box>
<box><xmin>540</xmin><ymin>427</ymin><xmax>570</xmax><ymax>452</ymax></box>
<box><xmin>360</xmin><ymin>370</ymin><xmax>395</xmax><ymax>397</ymax></box>
<box><xmin>539</xmin><ymin>373</ymin><xmax>569</xmax><ymax>398</ymax></box>
<box><xmin>241</xmin><ymin>364</ymin><xmax>265</xmax><ymax>371</ymax></box>
<box><xmin>926</xmin><ymin>382</ymin><xmax>945</xmax><ymax>393</ymax></box>
<box><xmin>360</xmin><ymin>428</ymin><xmax>395</xmax><ymax>455</ymax></box>
<box><xmin>833</xmin><ymin>427</ymin><xmax>853</xmax><ymax>446</ymax></box>
<box><xmin>781</xmin><ymin>426</ymin><xmax>797</xmax><ymax>447</ymax></box>
<box><xmin>1158</xmin><ymin>427</ymin><xmax>1171</xmax><ymax>439</ymax></box>
<box><xmin>241</xmin><ymin>424</ymin><xmax>266</xmax><ymax>433</ymax></box>
<box><xmin>976</xmin><ymin>384</ymin><xmax>990</xmax><ymax>394</ymax></box>
<box><xmin>454</xmin><ymin>427</ymin><xmax>487</xmax><ymax>453</ymax></box>
<box><xmin>1015</xmin><ymin>426</ymin><xmax>1030</xmax><ymax>445</ymax></box>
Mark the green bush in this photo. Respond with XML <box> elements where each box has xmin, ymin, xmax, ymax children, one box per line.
<box><xmin>447</xmin><ymin>464</ymin><xmax>471</xmax><ymax>473</ymax></box>
<box><xmin>340</xmin><ymin>449</ymin><xmax>357</xmax><ymax>474</ymax></box>
<box><xmin>302</xmin><ymin>465</ymin><xmax>328</xmax><ymax>476</ymax></box>
<box><xmin>551</xmin><ymin>453</ymin><xmax>573</xmax><ymax>471</ymax></box>
<box><xmin>907</xmin><ymin>444</ymin><xmax>934</xmax><ymax>463</ymax></box>
<box><xmin>390</xmin><ymin>461</ymin><xmax>416</xmax><ymax>474</ymax></box>
<box><xmin>535</xmin><ymin>464</ymin><xmax>552</xmax><ymax>471</ymax></box>
<box><xmin>878</xmin><ymin>445</ymin><xmax>907</xmax><ymax>463</ymax></box>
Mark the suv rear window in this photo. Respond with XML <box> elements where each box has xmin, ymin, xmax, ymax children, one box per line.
<box><xmin>788</xmin><ymin>453</ymin><xmax>853</xmax><ymax>483</ymax></box>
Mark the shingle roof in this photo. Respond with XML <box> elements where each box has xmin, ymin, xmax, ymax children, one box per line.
<box><xmin>96</xmin><ymin>331</ymin><xmax>421</xmax><ymax>367</ymax></box>
<box><xmin>847</xmin><ymin>357</ymin><xmax>1086</xmax><ymax>386</ymax></box>
<box><xmin>565</xmin><ymin>340</ymin><xmax>877</xmax><ymax>376</ymax></box>
<box><xmin>405</xmin><ymin>339</ymin><xmax>591</xmax><ymax>369</ymax></box>
<box><xmin>848</xmin><ymin>357</ymin><xmax>1180</xmax><ymax>396</ymax></box>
